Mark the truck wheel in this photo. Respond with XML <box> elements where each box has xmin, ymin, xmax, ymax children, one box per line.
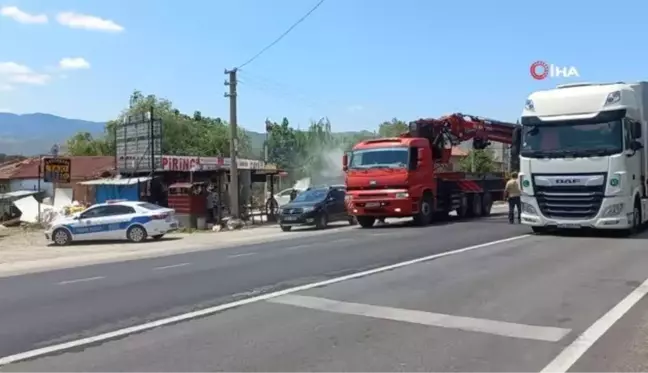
<box><xmin>357</xmin><ymin>216</ymin><xmax>376</xmax><ymax>228</ymax></box>
<box><xmin>348</xmin><ymin>216</ymin><xmax>358</xmax><ymax>226</ymax></box>
<box><xmin>469</xmin><ymin>194</ymin><xmax>483</xmax><ymax>217</ymax></box>
<box><xmin>413</xmin><ymin>194</ymin><xmax>433</xmax><ymax>226</ymax></box>
<box><xmin>481</xmin><ymin>192</ymin><xmax>493</xmax><ymax>216</ymax></box>
<box><xmin>621</xmin><ymin>202</ymin><xmax>641</xmax><ymax>236</ymax></box>
<box><xmin>456</xmin><ymin>194</ymin><xmax>469</xmax><ymax>219</ymax></box>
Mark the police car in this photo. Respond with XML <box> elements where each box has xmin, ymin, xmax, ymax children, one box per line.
<box><xmin>45</xmin><ymin>200</ymin><xmax>179</xmax><ymax>246</ymax></box>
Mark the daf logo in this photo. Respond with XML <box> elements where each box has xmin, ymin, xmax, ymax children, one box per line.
<box><xmin>555</xmin><ymin>178</ymin><xmax>580</xmax><ymax>184</ymax></box>
<box><xmin>369</xmin><ymin>180</ymin><xmax>377</xmax><ymax>185</ymax></box>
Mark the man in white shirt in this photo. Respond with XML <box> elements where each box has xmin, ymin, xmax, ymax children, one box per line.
<box><xmin>504</xmin><ymin>172</ymin><xmax>522</xmax><ymax>224</ymax></box>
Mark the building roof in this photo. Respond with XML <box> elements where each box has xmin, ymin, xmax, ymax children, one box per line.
<box><xmin>0</xmin><ymin>156</ymin><xmax>115</xmax><ymax>181</ymax></box>
<box><xmin>79</xmin><ymin>176</ymin><xmax>151</xmax><ymax>186</ymax></box>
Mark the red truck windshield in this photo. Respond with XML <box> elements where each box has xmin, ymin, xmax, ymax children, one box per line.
<box><xmin>349</xmin><ymin>147</ymin><xmax>408</xmax><ymax>169</ymax></box>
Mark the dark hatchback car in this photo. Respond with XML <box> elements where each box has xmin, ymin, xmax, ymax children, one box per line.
<box><xmin>279</xmin><ymin>185</ymin><xmax>356</xmax><ymax>231</ymax></box>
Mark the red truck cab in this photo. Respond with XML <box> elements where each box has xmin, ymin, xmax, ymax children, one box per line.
<box><xmin>344</xmin><ymin>137</ymin><xmax>455</xmax><ymax>227</ymax></box>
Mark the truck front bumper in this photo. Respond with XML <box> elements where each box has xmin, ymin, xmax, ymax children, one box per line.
<box><xmin>520</xmin><ymin>195</ymin><xmax>633</xmax><ymax>230</ymax></box>
<box><xmin>349</xmin><ymin>198</ymin><xmax>415</xmax><ymax>217</ymax></box>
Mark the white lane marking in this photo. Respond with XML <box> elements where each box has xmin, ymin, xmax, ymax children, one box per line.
<box><xmin>284</xmin><ymin>244</ymin><xmax>310</xmax><ymax>251</ymax></box>
<box><xmin>152</xmin><ymin>263</ymin><xmax>191</xmax><ymax>271</ymax></box>
<box><xmin>57</xmin><ymin>276</ymin><xmax>105</xmax><ymax>285</ymax></box>
<box><xmin>540</xmin><ymin>277</ymin><xmax>648</xmax><ymax>373</ymax></box>
<box><xmin>269</xmin><ymin>294</ymin><xmax>570</xmax><ymax>342</ymax></box>
<box><xmin>0</xmin><ymin>234</ymin><xmax>530</xmax><ymax>366</ymax></box>
<box><xmin>284</xmin><ymin>238</ymin><xmax>355</xmax><ymax>251</ymax></box>
<box><xmin>228</xmin><ymin>252</ymin><xmax>256</xmax><ymax>258</ymax></box>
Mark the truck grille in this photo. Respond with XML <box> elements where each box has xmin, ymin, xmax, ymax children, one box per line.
<box><xmin>534</xmin><ymin>184</ymin><xmax>605</xmax><ymax>219</ymax></box>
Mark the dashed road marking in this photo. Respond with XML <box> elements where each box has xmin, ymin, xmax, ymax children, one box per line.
<box><xmin>152</xmin><ymin>263</ymin><xmax>191</xmax><ymax>271</ymax></box>
<box><xmin>0</xmin><ymin>234</ymin><xmax>530</xmax><ymax>366</ymax></box>
<box><xmin>228</xmin><ymin>252</ymin><xmax>256</xmax><ymax>258</ymax></box>
<box><xmin>269</xmin><ymin>294</ymin><xmax>571</xmax><ymax>342</ymax></box>
<box><xmin>57</xmin><ymin>276</ymin><xmax>105</xmax><ymax>285</ymax></box>
<box><xmin>284</xmin><ymin>238</ymin><xmax>355</xmax><ymax>251</ymax></box>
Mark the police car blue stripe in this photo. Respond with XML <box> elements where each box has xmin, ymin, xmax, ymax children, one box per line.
<box><xmin>63</xmin><ymin>216</ymin><xmax>154</xmax><ymax>235</ymax></box>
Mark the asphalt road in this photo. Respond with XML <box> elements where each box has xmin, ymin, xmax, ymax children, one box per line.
<box><xmin>7</xmin><ymin>225</ymin><xmax>648</xmax><ymax>372</ymax></box>
<box><xmin>0</xmin><ymin>213</ymin><xmax>527</xmax><ymax>364</ymax></box>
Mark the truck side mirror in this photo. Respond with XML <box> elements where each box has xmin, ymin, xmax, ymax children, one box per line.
<box><xmin>634</xmin><ymin>121</ymin><xmax>642</xmax><ymax>139</ymax></box>
<box><xmin>511</xmin><ymin>127</ymin><xmax>521</xmax><ymax>156</ymax></box>
<box><xmin>342</xmin><ymin>153</ymin><xmax>348</xmax><ymax>171</ymax></box>
<box><xmin>630</xmin><ymin>140</ymin><xmax>643</xmax><ymax>151</ymax></box>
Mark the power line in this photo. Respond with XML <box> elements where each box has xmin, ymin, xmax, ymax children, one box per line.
<box><xmin>237</xmin><ymin>0</ymin><xmax>326</xmax><ymax>69</ymax></box>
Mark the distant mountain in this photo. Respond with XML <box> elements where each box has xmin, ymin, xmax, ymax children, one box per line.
<box><xmin>0</xmin><ymin>113</ymin><xmax>372</xmax><ymax>158</ymax></box>
<box><xmin>0</xmin><ymin>113</ymin><xmax>105</xmax><ymax>156</ymax></box>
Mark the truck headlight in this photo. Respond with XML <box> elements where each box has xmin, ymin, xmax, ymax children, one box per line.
<box><xmin>521</xmin><ymin>202</ymin><xmax>537</xmax><ymax>215</ymax></box>
<box><xmin>602</xmin><ymin>203</ymin><xmax>624</xmax><ymax>217</ymax></box>
<box><xmin>394</xmin><ymin>192</ymin><xmax>409</xmax><ymax>199</ymax></box>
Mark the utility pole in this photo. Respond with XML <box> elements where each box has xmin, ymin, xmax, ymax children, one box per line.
<box><xmin>264</xmin><ymin>119</ymin><xmax>271</xmax><ymax>201</ymax></box>
<box><xmin>225</xmin><ymin>68</ymin><xmax>240</xmax><ymax>219</ymax></box>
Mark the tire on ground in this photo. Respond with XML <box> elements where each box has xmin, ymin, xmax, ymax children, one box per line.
<box><xmin>52</xmin><ymin>228</ymin><xmax>72</xmax><ymax>246</ymax></box>
<box><xmin>357</xmin><ymin>216</ymin><xmax>376</xmax><ymax>228</ymax></box>
<box><xmin>127</xmin><ymin>225</ymin><xmax>148</xmax><ymax>243</ymax></box>
<box><xmin>413</xmin><ymin>192</ymin><xmax>433</xmax><ymax>226</ymax></box>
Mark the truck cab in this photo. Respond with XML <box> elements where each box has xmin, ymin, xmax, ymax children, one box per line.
<box><xmin>344</xmin><ymin>137</ymin><xmax>431</xmax><ymax>222</ymax></box>
<box><xmin>519</xmin><ymin>82</ymin><xmax>648</xmax><ymax>233</ymax></box>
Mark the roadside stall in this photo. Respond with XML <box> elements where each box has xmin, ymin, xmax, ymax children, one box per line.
<box><xmin>167</xmin><ymin>181</ymin><xmax>207</xmax><ymax>229</ymax></box>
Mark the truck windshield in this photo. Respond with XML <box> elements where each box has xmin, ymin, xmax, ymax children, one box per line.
<box><xmin>521</xmin><ymin>120</ymin><xmax>623</xmax><ymax>157</ymax></box>
<box><xmin>349</xmin><ymin>147</ymin><xmax>408</xmax><ymax>169</ymax></box>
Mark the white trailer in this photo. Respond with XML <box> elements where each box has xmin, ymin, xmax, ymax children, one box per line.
<box><xmin>519</xmin><ymin>81</ymin><xmax>648</xmax><ymax>234</ymax></box>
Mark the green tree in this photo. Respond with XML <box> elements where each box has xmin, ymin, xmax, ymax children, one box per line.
<box><xmin>378</xmin><ymin>118</ymin><xmax>408</xmax><ymax>138</ymax></box>
<box><xmin>266</xmin><ymin>117</ymin><xmax>298</xmax><ymax>171</ymax></box>
<box><xmin>458</xmin><ymin>149</ymin><xmax>496</xmax><ymax>173</ymax></box>
<box><xmin>66</xmin><ymin>132</ymin><xmax>111</xmax><ymax>156</ymax></box>
<box><xmin>65</xmin><ymin>90</ymin><xmax>251</xmax><ymax>158</ymax></box>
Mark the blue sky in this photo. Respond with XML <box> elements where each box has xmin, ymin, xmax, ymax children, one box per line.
<box><xmin>1</xmin><ymin>0</ymin><xmax>647</xmax><ymax>133</ymax></box>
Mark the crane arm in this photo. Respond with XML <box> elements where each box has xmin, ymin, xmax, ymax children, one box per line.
<box><xmin>407</xmin><ymin>113</ymin><xmax>517</xmax><ymax>150</ymax></box>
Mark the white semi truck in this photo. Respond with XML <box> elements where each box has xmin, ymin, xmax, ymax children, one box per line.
<box><xmin>519</xmin><ymin>81</ymin><xmax>648</xmax><ymax>234</ymax></box>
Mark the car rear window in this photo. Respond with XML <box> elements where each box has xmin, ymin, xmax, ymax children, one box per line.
<box><xmin>137</xmin><ymin>202</ymin><xmax>164</xmax><ymax>210</ymax></box>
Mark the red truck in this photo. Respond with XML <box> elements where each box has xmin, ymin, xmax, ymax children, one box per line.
<box><xmin>343</xmin><ymin>113</ymin><xmax>521</xmax><ymax>228</ymax></box>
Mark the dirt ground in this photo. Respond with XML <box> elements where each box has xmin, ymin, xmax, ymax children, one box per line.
<box><xmin>0</xmin><ymin>223</ymin><xmax>347</xmax><ymax>277</ymax></box>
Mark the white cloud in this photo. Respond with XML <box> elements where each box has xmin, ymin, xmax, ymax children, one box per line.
<box><xmin>0</xmin><ymin>6</ymin><xmax>48</xmax><ymax>24</ymax></box>
<box><xmin>56</xmin><ymin>12</ymin><xmax>124</xmax><ymax>32</ymax></box>
<box><xmin>0</xmin><ymin>62</ymin><xmax>51</xmax><ymax>86</ymax></box>
<box><xmin>347</xmin><ymin>104</ymin><xmax>364</xmax><ymax>113</ymax></box>
<box><xmin>9</xmin><ymin>73</ymin><xmax>50</xmax><ymax>85</ymax></box>
<box><xmin>0</xmin><ymin>108</ymin><xmax>12</xmax><ymax>113</ymax></box>
<box><xmin>0</xmin><ymin>84</ymin><xmax>14</xmax><ymax>91</ymax></box>
<box><xmin>0</xmin><ymin>62</ymin><xmax>31</xmax><ymax>75</ymax></box>
<box><xmin>59</xmin><ymin>57</ymin><xmax>90</xmax><ymax>70</ymax></box>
